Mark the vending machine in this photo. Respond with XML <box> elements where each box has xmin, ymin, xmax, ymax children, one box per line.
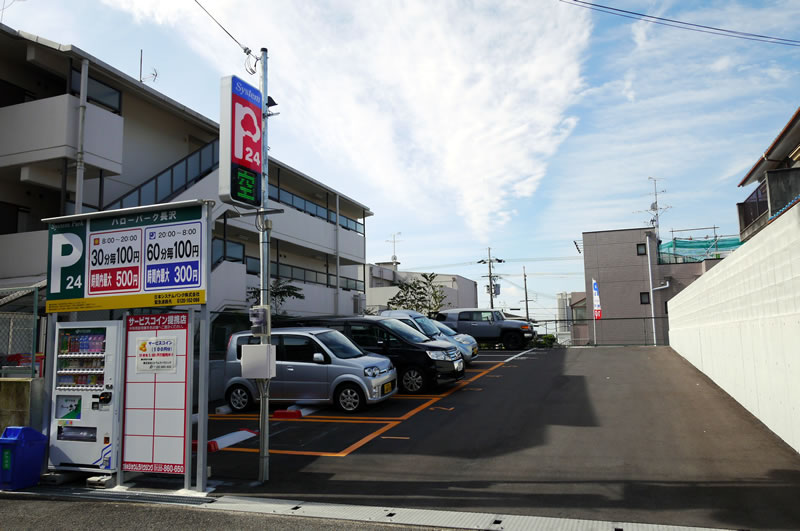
<box><xmin>48</xmin><ymin>321</ymin><xmax>124</xmax><ymax>472</ymax></box>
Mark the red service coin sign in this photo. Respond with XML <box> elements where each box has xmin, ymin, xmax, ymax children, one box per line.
<box><xmin>230</xmin><ymin>78</ymin><xmax>262</xmax><ymax>174</ymax></box>
<box><xmin>594</xmin><ymin>309</ymin><xmax>602</xmax><ymax>320</ymax></box>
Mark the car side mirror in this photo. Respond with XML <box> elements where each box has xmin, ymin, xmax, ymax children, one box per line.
<box><xmin>313</xmin><ymin>353</ymin><xmax>325</xmax><ymax>364</ymax></box>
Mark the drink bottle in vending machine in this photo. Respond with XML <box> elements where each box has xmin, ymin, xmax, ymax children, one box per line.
<box><xmin>49</xmin><ymin>321</ymin><xmax>123</xmax><ymax>472</ymax></box>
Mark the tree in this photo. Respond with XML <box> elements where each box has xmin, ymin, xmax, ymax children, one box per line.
<box><xmin>246</xmin><ymin>278</ymin><xmax>305</xmax><ymax>314</ymax></box>
<box><xmin>387</xmin><ymin>272</ymin><xmax>446</xmax><ymax>316</ymax></box>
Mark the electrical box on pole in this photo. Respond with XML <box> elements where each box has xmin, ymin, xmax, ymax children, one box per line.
<box><xmin>249</xmin><ymin>305</ymin><xmax>271</xmax><ymax>337</ymax></box>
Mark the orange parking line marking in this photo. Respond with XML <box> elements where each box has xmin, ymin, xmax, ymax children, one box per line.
<box><xmin>429</xmin><ymin>406</ymin><xmax>454</xmax><ymax>411</ymax></box>
<box><xmin>390</xmin><ymin>395</ymin><xmax>443</xmax><ymax>400</ymax></box>
<box><xmin>486</xmin><ymin>374</ymin><xmax>503</xmax><ymax>378</ymax></box>
<box><xmin>381</xmin><ymin>436</ymin><xmax>410</xmax><ymax>440</ymax></box>
<box><xmin>212</xmin><ymin>359</ymin><xmax>509</xmax><ymax>457</ymax></box>
<box><xmin>339</xmin><ymin>421</ymin><xmax>400</xmax><ymax>455</ymax></box>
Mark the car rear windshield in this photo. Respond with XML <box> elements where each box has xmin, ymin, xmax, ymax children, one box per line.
<box><xmin>414</xmin><ymin>316</ymin><xmax>442</xmax><ymax>336</ymax></box>
<box><xmin>381</xmin><ymin>318</ymin><xmax>430</xmax><ymax>343</ymax></box>
<box><xmin>315</xmin><ymin>330</ymin><xmax>364</xmax><ymax>359</ymax></box>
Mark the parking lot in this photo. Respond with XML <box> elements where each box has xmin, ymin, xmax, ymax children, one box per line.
<box><xmin>198</xmin><ymin>346</ymin><xmax>800</xmax><ymax>530</ymax></box>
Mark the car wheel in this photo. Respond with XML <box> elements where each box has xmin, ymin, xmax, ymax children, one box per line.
<box><xmin>401</xmin><ymin>367</ymin><xmax>427</xmax><ymax>394</ymax></box>
<box><xmin>227</xmin><ymin>384</ymin><xmax>253</xmax><ymax>412</ymax></box>
<box><xmin>336</xmin><ymin>383</ymin><xmax>365</xmax><ymax>412</ymax></box>
<box><xmin>503</xmin><ymin>332</ymin><xmax>524</xmax><ymax>350</ymax></box>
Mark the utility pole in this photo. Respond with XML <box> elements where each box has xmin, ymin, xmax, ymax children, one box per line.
<box><xmin>478</xmin><ymin>247</ymin><xmax>504</xmax><ymax>309</ymax></box>
<box><xmin>522</xmin><ymin>266</ymin><xmax>530</xmax><ymax>322</ymax></box>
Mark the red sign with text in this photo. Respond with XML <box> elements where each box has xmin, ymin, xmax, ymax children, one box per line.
<box><xmin>230</xmin><ymin>79</ymin><xmax>262</xmax><ymax>174</ymax></box>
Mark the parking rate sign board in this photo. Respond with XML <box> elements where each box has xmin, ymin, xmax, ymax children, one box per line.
<box><xmin>46</xmin><ymin>205</ymin><xmax>206</xmax><ymax>313</ymax></box>
<box><xmin>219</xmin><ymin>75</ymin><xmax>263</xmax><ymax>208</ymax></box>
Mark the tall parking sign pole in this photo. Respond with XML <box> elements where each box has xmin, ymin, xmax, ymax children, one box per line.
<box><xmin>257</xmin><ymin>47</ymin><xmax>271</xmax><ymax>483</ymax></box>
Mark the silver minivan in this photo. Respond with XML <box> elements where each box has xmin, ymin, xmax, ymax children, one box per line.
<box><xmin>223</xmin><ymin>327</ymin><xmax>397</xmax><ymax>413</ymax></box>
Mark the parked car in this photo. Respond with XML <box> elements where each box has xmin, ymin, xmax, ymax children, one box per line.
<box><xmin>223</xmin><ymin>327</ymin><xmax>397</xmax><ymax>413</ymax></box>
<box><xmin>381</xmin><ymin>309</ymin><xmax>478</xmax><ymax>364</ymax></box>
<box><xmin>274</xmin><ymin>316</ymin><xmax>464</xmax><ymax>394</ymax></box>
<box><xmin>431</xmin><ymin>319</ymin><xmax>479</xmax><ymax>364</ymax></box>
<box><xmin>434</xmin><ymin>308</ymin><xmax>535</xmax><ymax>350</ymax></box>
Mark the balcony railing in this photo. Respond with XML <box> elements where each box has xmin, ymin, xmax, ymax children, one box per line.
<box><xmin>738</xmin><ymin>168</ymin><xmax>800</xmax><ymax>241</ymax></box>
<box><xmin>268</xmin><ymin>184</ymin><xmax>365</xmax><ymax>235</ymax></box>
<box><xmin>68</xmin><ymin>138</ymin><xmax>365</xmax><ymax>238</ymax></box>
<box><xmin>737</xmin><ymin>181</ymin><xmax>768</xmax><ymax>231</ymax></box>
<box><xmin>104</xmin><ymin>139</ymin><xmax>220</xmax><ymax>211</ymax></box>
<box><xmin>211</xmin><ymin>238</ymin><xmax>364</xmax><ymax>292</ymax></box>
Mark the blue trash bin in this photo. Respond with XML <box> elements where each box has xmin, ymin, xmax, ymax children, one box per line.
<box><xmin>0</xmin><ymin>426</ymin><xmax>47</xmax><ymax>490</ymax></box>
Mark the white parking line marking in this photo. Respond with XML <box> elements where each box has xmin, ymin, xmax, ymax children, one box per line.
<box><xmin>503</xmin><ymin>348</ymin><xmax>537</xmax><ymax>363</ymax></box>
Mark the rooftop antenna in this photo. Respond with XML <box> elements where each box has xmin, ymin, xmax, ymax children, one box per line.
<box><xmin>139</xmin><ymin>50</ymin><xmax>158</xmax><ymax>83</ymax></box>
<box><xmin>386</xmin><ymin>232</ymin><xmax>403</xmax><ymax>267</ymax></box>
<box><xmin>634</xmin><ymin>177</ymin><xmax>670</xmax><ymax>240</ymax></box>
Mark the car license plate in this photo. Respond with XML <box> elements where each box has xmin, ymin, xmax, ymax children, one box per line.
<box><xmin>383</xmin><ymin>381</ymin><xmax>394</xmax><ymax>395</ymax></box>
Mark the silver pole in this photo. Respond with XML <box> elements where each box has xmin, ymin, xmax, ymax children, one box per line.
<box><xmin>75</xmin><ymin>59</ymin><xmax>89</xmax><ymax>214</ymax></box>
<box><xmin>184</xmin><ymin>310</ymin><xmax>195</xmax><ymax>491</ymax></box>
<box><xmin>646</xmin><ymin>232</ymin><xmax>657</xmax><ymax>346</ymax></box>
<box><xmin>31</xmin><ymin>286</ymin><xmax>38</xmax><ymax>378</ymax></box>
<box><xmin>196</xmin><ymin>203</ymin><xmax>212</xmax><ymax>492</ymax></box>
<box><xmin>258</xmin><ymin>47</ymin><xmax>271</xmax><ymax>483</ymax></box>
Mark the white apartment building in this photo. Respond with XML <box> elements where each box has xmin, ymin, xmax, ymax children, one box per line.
<box><xmin>363</xmin><ymin>261</ymin><xmax>478</xmax><ymax>313</ymax></box>
<box><xmin>0</xmin><ymin>24</ymin><xmax>370</xmax><ymax>355</ymax></box>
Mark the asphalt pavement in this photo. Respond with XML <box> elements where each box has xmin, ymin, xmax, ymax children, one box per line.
<box><xmin>4</xmin><ymin>346</ymin><xmax>800</xmax><ymax>530</ymax></box>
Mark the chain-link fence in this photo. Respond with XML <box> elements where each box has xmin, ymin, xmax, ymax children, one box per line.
<box><xmin>0</xmin><ymin>284</ymin><xmax>45</xmax><ymax>378</ymax></box>
<box><xmin>539</xmin><ymin>316</ymin><xmax>671</xmax><ymax>347</ymax></box>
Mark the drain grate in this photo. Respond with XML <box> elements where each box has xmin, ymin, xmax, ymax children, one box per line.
<box><xmin>29</xmin><ymin>486</ymin><xmax>215</xmax><ymax>506</ymax></box>
<box><xmin>83</xmin><ymin>491</ymin><xmax>216</xmax><ymax>506</ymax></box>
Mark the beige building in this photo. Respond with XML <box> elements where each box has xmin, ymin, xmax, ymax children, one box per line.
<box><xmin>579</xmin><ymin>227</ymin><xmax>722</xmax><ymax>346</ymax></box>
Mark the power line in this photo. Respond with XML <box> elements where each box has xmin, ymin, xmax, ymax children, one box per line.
<box><xmin>404</xmin><ymin>256</ymin><xmax>582</xmax><ymax>270</ymax></box>
<box><xmin>194</xmin><ymin>0</ymin><xmax>260</xmax><ymax>73</ymax></box>
<box><xmin>561</xmin><ymin>0</ymin><xmax>800</xmax><ymax>47</ymax></box>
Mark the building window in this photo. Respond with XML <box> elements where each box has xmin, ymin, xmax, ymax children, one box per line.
<box><xmin>70</xmin><ymin>70</ymin><xmax>122</xmax><ymax>114</ymax></box>
<box><xmin>245</xmin><ymin>256</ymin><xmax>260</xmax><ymax>275</ymax></box>
<box><xmin>640</xmin><ymin>292</ymin><xmax>650</xmax><ymax>304</ymax></box>
<box><xmin>636</xmin><ymin>243</ymin><xmax>647</xmax><ymax>255</ymax></box>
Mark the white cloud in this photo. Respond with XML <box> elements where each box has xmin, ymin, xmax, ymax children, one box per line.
<box><xmin>97</xmin><ymin>0</ymin><xmax>592</xmax><ymax>243</ymax></box>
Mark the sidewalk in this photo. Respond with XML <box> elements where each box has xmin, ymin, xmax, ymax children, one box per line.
<box><xmin>0</xmin><ymin>484</ymin><xmax>731</xmax><ymax>531</ymax></box>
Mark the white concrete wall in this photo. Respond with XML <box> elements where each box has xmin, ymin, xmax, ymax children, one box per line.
<box><xmin>0</xmin><ymin>95</ymin><xmax>123</xmax><ymax>173</ymax></box>
<box><xmin>0</xmin><ymin>230</ymin><xmax>48</xmax><ymax>280</ymax></box>
<box><xmin>208</xmin><ymin>260</ymin><xmax>248</xmax><ymax>314</ymax></box>
<box><xmin>99</xmin><ymin>92</ymin><xmax>215</xmax><ymax>204</ymax></box>
<box><xmin>669</xmin><ymin>205</ymin><xmax>800</xmax><ymax>454</ymax></box>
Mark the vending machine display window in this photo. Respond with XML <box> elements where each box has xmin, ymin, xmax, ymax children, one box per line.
<box><xmin>49</xmin><ymin>322</ymin><xmax>122</xmax><ymax>472</ymax></box>
<box><xmin>56</xmin><ymin>327</ymin><xmax>108</xmax><ymax>391</ymax></box>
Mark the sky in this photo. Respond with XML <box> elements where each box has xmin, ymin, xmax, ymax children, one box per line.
<box><xmin>4</xmin><ymin>0</ymin><xmax>799</xmax><ymax>320</ymax></box>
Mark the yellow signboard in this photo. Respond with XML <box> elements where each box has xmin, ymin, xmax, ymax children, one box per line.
<box><xmin>45</xmin><ymin>290</ymin><xmax>206</xmax><ymax>313</ymax></box>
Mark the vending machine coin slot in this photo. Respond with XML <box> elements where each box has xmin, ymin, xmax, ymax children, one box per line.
<box><xmin>99</xmin><ymin>392</ymin><xmax>112</xmax><ymax>404</ymax></box>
